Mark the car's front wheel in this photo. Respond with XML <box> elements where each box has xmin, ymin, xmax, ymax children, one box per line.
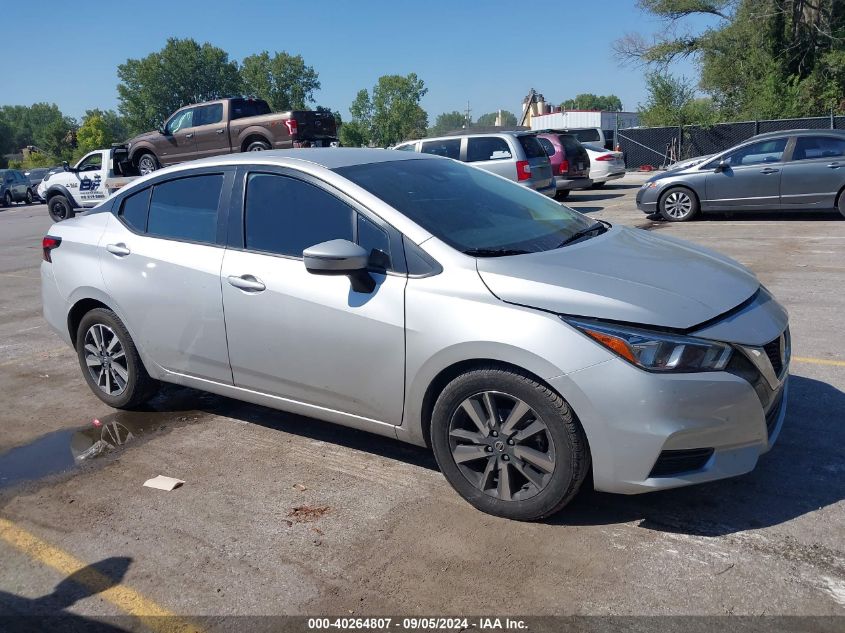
<box><xmin>431</xmin><ymin>367</ymin><xmax>590</xmax><ymax>521</ymax></box>
<box><xmin>25</xmin><ymin>189</ymin><xmax>33</xmax><ymax>204</ymax></box>
<box><xmin>3</xmin><ymin>191</ymin><xmax>11</xmax><ymax>207</ymax></box>
<box><xmin>76</xmin><ymin>308</ymin><xmax>159</xmax><ymax>409</ymax></box>
<box><xmin>48</xmin><ymin>195</ymin><xmax>74</xmax><ymax>222</ymax></box>
<box><xmin>659</xmin><ymin>187</ymin><xmax>699</xmax><ymax>221</ymax></box>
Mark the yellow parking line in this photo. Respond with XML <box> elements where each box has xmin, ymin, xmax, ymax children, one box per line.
<box><xmin>793</xmin><ymin>356</ymin><xmax>845</xmax><ymax>368</ymax></box>
<box><xmin>0</xmin><ymin>517</ymin><xmax>202</xmax><ymax>633</ymax></box>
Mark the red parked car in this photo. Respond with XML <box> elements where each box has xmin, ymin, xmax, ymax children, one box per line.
<box><xmin>535</xmin><ymin>132</ymin><xmax>592</xmax><ymax>200</ymax></box>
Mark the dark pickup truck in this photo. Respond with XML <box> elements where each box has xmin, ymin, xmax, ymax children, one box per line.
<box><xmin>126</xmin><ymin>98</ymin><xmax>338</xmax><ymax>174</ymax></box>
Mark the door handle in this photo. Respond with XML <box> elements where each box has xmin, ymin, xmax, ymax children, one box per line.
<box><xmin>827</xmin><ymin>162</ymin><xmax>841</xmax><ymax>169</ymax></box>
<box><xmin>227</xmin><ymin>275</ymin><xmax>265</xmax><ymax>292</ymax></box>
<box><xmin>185</xmin><ymin>132</ymin><xmax>194</xmax><ymax>139</ymax></box>
<box><xmin>216</xmin><ymin>129</ymin><xmax>225</xmax><ymax>134</ymax></box>
<box><xmin>106</xmin><ymin>243</ymin><xmax>130</xmax><ymax>257</ymax></box>
<box><xmin>759</xmin><ymin>167</ymin><xmax>779</xmax><ymax>174</ymax></box>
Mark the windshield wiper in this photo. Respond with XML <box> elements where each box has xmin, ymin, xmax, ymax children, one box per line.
<box><xmin>463</xmin><ymin>248</ymin><xmax>531</xmax><ymax>257</ymax></box>
<box><xmin>557</xmin><ymin>220</ymin><xmax>611</xmax><ymax>248</ymax></box>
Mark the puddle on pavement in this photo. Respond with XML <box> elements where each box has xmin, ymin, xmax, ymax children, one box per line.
<box><xmin>0</xmin><ymin>387</ymin><xmax>220</xmax><ymax>490</ymax></box>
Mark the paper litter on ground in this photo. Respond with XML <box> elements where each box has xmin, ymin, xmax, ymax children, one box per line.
<box><xmin>143</xmin><ymin>475</ymin><xmax>185</xmax><ymax>491</ymax></box>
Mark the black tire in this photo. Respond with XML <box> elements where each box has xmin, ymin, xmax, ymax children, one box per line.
<box><xmin>3</xmin><ymin>191</ymin><xmax>11</xmax><ymax>207</ymax></box>
<box><xmin>48</xmin><ymin>195</ymin><xmax>74</xmax><ymax>222</ymax></box>
<box><xmin>76</xmin><ymin>308</ymin><xmax>159</xmax><ymax>409</ymax></box>
<box><xmin>136</xmin><ymin>152</ymin><xmax>159</xmax><ymax>175</ymax></box>
<box><xmin>25</xmin><ymin>189</ymin><xmax>33</xmax><ymax>204</ymax></box>
<box><xmin>246</xmin><ymin>139</ymin><xmax>271</xmax><ymax>152</ymax></box>
<box><xmin>658</xmin><ymin>186</ymin><xmax>699</xmax><ymax>222</ymax></box>
<box><xmin>554</xmin><ymin>189</ymin><xmax>571</xmax><ymax>201</ymax></box>
<box><xmin>837</xmin><ymin>189</ymin><xmax>845</xmax><ymax>219</ymax></box>
<box><xmin>590</xmin><ymin>181</ymin><xmax>606</xmax><ymax>189</ymax></box>
<box><xmin>430</xmin><ymin>366</ymin><xmax>590</xmax><ymax>521</ymax></box>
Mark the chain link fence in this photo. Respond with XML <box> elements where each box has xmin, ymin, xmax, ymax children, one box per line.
<box><xmin>617</xmin><ymin>115</ymin><xmax>845</xmax><ymax>169</ymax></box>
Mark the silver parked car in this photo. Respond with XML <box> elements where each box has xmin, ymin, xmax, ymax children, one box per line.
<box><xmin>42</xmin><ymin>149</ymin><xmax>790</xmax><ymax>521</ymax></box>
<box><xmin>637</xmin><ymin>129</ymin><xmax>845</xmax><ymax>221</ymax></box>
<box><xmin>394</xmin><ymin>132</ymin><xmax>556</xmax><ymax>197</ymax></box>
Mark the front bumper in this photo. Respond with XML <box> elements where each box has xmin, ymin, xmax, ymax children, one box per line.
<box><xmin>636</xmin><ymin>185</ymin><xmax>659</xmax><ymax>213</ymax></box>
<box><xmin>552</xmin><ymin>347</ymin><xmax>788</xmax><ymax>495</ymax></box>
<box><xmin>556</xmin><ymin>176</ymin><xmax>592</xmax><ymax>191</ymax></box>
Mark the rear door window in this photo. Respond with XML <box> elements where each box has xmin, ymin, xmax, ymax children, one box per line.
<box><xmin>244</xmin><ymin>173</ymin><xmax>354</xmax><ymax>257</ymax></box>
<box><xmin>230</xmin><ymin>99</ymin><xmax>272</xmax><ymax>120</ymax></box>
<box><xmin>119</xmin><ymin>188</ymin><xmax>151</xmax><ymax>233</ymax></box>
<box><xmin>516</xmin><ymin>135</ymin><xmax>546</xmax><ymax>159</ymax></box>
<box><xmin>792</xmin><ymin>136</ymin><xmax>845</xmax><ymax>161</ymax></box>
<box><xmin>420</xmin><ymin>139</ymin><xmax>461</xmax><ymax>159</ymax></box>
<box><xmin>147</xmin><ymin>174</ymin><xmax>223</xmax><ymax>244</ymax></box>
<box><xmin>467</xmin><ymin>137</ymin><xmax>513</xmax><ymax>162</ymax></box>
<box><xmin>556</xmin><ymin>135</ymin><xmax>584</xmax><ymax>156</ymax></box>
<box><xmin>194</xmin><ymin>104</ymin><xmax>224</xmax><ymax>126</ymax></box>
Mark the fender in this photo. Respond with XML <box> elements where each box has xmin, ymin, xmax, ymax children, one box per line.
<box><xmin>236</xmin><ymin>126</ymin><xmax>274</xmax><ymax>151</ymax></box>
<box><xmin>128</xmin><ymin>141</ymin><xmax>159</xmax><ymax>165</ymax></box>
<box><xmin>45</xmin><ymin>184</ymin><xmax>80</xmax><ymax>209</ymax></box>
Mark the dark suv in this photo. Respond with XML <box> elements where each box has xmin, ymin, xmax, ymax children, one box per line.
<box><xmin>535</xmin><ymin>133</ymin><xmax>591</xmax><ymax>199</ymax></box>
<box><xmin>1</xmin><ymin>169</ymin><xmax>33</xmax><ymax>206</ymax></box>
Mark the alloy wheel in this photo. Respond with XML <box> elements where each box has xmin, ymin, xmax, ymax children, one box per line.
<box><xmin>83</xmin><ymin>324</ymin><xmax>129</xmax><ymax>397</ymax></box>
<box><xmin>663</xmin><ymin>191</ymin><xmax>693</xmax><ymax>219</ymax></box>
<box><xmin>448</xmin><ymin>391</ymin><xmax>556</xmax><ymax>501</ymax></box>
<box><xmin>138</xmin><ymin>155</ymin><xmax>157</xmax><ymax>175</ymax></box>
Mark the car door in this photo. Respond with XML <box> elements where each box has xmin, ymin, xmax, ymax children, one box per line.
<box><xmin>220</xmin><ymin>168</ymin><xmax>406</xmax><ymax>425</ymax></box>
<box><xmin>12</xmin><ymin>171</ymin><xmax>28</xmax><ymax>200</ymax></box>
<box><xmin>157</xmin><ymin>108</ymin><xmax>199</xmax><ymax>165</ymax></box>
<box><xmin>192</xmin><ymin>103</ymin><xmax>230</xmax><ymax>159</ymax></box>
<box><xmin>98</xmin><ymin>169</ymin><xmax>235</xmax><ymax>383</ymax></box>
<box><xmin>779</xmin><ymin>135</ymin><xmax>845</xmax><ymax>209</ymax></box>
<box><xmin>704</xmin><ymin>137</ymin><xmax>788</xmax><ymax>210</ymax></box>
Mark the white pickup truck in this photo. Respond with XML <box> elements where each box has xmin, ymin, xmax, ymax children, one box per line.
<box><xmin>38</xmin><ymin>148</ymin><xmax>136</xmax><ymax>221</ymax></box>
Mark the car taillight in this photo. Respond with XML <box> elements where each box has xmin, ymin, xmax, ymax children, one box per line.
<box><xmin>595</xmin><ymin>154</ymin><xmax>615</xmax><ymax>161</ymax></box>
<box><xmin>284</xmin><ymin>119</ymin><xmax>298</xmax><ymax>136</ymax></box>
<box><xmin>516</xmin><ymin>160</ymin><xmax>531</xmax><ymax>181</ymax></box>
<box><xmin>559</xmin><ymin>159</ymin><xmax>570</xmax><ymax>175</ymax></box>
<box><xmin>42</xmin><ymin>236</ymin><xmax>61</xmax><ymax>262</ymax></box>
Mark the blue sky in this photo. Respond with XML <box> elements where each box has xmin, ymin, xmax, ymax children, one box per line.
<box><xmin>4</xmin><ymin>0</ymin><xmax>712</xmax><ymax>121</ymax></box>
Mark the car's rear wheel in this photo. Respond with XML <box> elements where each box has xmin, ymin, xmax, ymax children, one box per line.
<box><xmin>837</xmin><ymin>189</ymin><xmax>845</xmax><ymax>219</ymax></box>
<box><xmin>246</xmin><ymin>139</ymin><xmax>271</xmax><ymax>152</ymax></box>
<box><xmin>48</xmin><ymin>195</ymin><xmax>74</xmax><ymax>222</ymax></box>
<box><xmin>555</xmin><ymin>190</ymin><xmax>571</xmax><ymax>201</ymax></box>
<box><xmin>3</xmin><ymin>192</ymin><xmax>11</xmax><ymax>207</ymax></box>
<box><xmin>76</xmin><ymin>308</ymin><xmax>158</xmax><ymax>409</ymax></box>
<box><xmin>659</xmin><ymin>187</ymin><xmax>699</xmax><ymax>222</ymax></box>
<box><xmin>136</xmin><ymin>153</ymin><xmax>159</xmax><ymax>175</ymax></box>
<box><xmin>25</xmin><ymin>189</ymin><xmax>33</xmax><ymax>204</ymax></box>
<box><xmin>590</xmin><ymin>181</ymin><xmax>606</xmax><ymax>189</ymax></box>
<box><xmin>431</xmin><ymin>366</ymin><xmax>590</xmax><ymax>521</ymax></box>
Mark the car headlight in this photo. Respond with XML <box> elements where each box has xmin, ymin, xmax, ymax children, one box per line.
<box><xmin>641</xmin><ymin>181</ymin><xmax>657</xmax><ymax>189</ymax></box>
<box><xmin>565</xmin><ymin>318</ymin><xmax>733</xmax><ymax>372</ymax></box>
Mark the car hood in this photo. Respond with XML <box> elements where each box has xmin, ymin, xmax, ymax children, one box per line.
<box><xmin>128</xmin><ymin>131</ymin><xmax>160</xmax><ymax>145</ymax></box>
<box><xmin>476</xmin><ymin>226</ymin><xmax>759</xmax><ymax>330</ymax></box>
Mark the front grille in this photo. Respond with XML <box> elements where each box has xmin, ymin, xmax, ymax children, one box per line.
<box><xmin>763</xmin><ymin>337</ymin><xmax>783</xmax><ymax>376</ymax></box>
<box><xmin>765</xmin><ymin>389</ymin><xmax>785</xmax><ymax>438</ymax></box>
<box><xmin>649</xmin><ymin>448</ymin><xmax>715</xmax><ymax>478</ymax></box>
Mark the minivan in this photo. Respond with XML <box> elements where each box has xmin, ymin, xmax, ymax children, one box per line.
<box><xmin>394</xmin><ymin>132</ymin><xmax>556</xmax><ymax>197</ymax></box>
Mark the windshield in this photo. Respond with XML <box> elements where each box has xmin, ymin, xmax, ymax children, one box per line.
<box><xmin>336</xmin><ymin>159</ymin><xmax>595</xmax><ymax>255</ymax></box>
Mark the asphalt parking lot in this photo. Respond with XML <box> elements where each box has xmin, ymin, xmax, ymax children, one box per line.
<box><xmin>0</xmin><ymin>176</ymin><xmax>843</xmax><ymax>627</ymax></box>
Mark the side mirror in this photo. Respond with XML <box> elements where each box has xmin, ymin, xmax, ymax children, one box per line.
<box><xmin>62</xmin><ymin>161</ymin><xmax>70</xmax><ymax>172</ymax></box>
<box><xmin>303</xmin><ymin>239</ymin><xmax>375</xmax><ymax>293</ymax></box>
<box><xmin>158</xmin><ymin>126</ymin><xmax>169</xmax><ymax>136</ymax></box>
<box><xmin>714</xmin><ymin>159</ymin><xmax>729</xmax><ymax>173</ymax></box>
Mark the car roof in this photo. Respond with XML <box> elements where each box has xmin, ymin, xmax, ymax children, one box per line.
<box><xmin>164</xmin><ymin>148</ymin><xmax>442</xmax><ymax>172</ymax></box>
<box><xmin>750</xmin><ymin>128</ymin><xmax>845</xmax><ymax>141</ymax></box>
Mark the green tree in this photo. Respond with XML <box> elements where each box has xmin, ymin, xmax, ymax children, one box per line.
<box><xmin>475</xmin><ymin>110</ymin><xmax>518</xmax><ymax>127</ymax></box>
<box><xmin>339</xmin><ymin>120</ymin><xmax>370</xmax><ymax>147</ymax></box>
<box><xmin>616</xmin><ymin>0</ymin><xmax>845</xmax><ymax>118</ymax></box>
<box><xmin>83</xmin><ymin>109</ymin><xmax>128</xmax><ymax>144</ymax></box>
<box><xmin>347</xmin><ymin>74</ymin><xmax>428</xmax><ymax>147</ymax></box>
<box><xmin>560</xmin><ymin>94</ymin><xmax>623</xmax><ymax>111</ymax></box>
<box><xmin>316</xmin><ymin>106</ymin><xmax>342</xmax><ymax>128</ymax></box>
<box><xmin>638</xmin><ymin>71</ymin><xmax>719</xmax><ymax>126</ymax></box>
<box><xmin>428</xmin><ymin>111</ymin><xmax>468</xmax><ymax>136</ymax></box>
<box><xmin>117</xmin><ymin>38</ymin><xmax>242</xmax><ymax>134</ymax></box>
<box><xmin>240</xmin><ymin>51</ymin><xmax>320</xmax><ymax>111</ymax></box>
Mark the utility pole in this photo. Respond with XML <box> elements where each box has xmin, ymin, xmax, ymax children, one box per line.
<box><xmin>464</xmin><ymin>101</ymin><xmax>472</xmax><ymax>128</ymax></box>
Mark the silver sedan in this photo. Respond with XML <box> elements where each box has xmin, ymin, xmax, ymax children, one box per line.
<box><xmin>637</xmin><ymin>129</ymin><xmax>845</xmax><ymax>221</ymax></box>
<box><xmin>42</xmin><ymin>149</ymin><xmax>789</xmax><ymax>520</ymax></box>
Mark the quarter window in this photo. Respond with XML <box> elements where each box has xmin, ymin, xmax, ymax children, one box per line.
<box><xmin>420</xmin><ymin>139</ymin><xmax>461</xmax><ymax>159</ymax></box>
<box><xmin>792</xmin><ymin>136</ymin><xmax>845</xmax><ymax>161</ymax></box>
<box><xmin>244</xmin><ymin>174</ymin><xmax>354</xmax><ymax>257</ymax></box>
<box><xmin>147</xmin><ymin>175</ymin><xmax>222</xmax><ymax>244</ymax></box>
<box><xmin>467</xmin><ymin>137</ymin><xmax>513</xmax><ymax>162</ymax></box>
<box><xmin>119</xmin><ymin>188</ymin><xmax>151</xmax><ymax>233</ymax></box>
